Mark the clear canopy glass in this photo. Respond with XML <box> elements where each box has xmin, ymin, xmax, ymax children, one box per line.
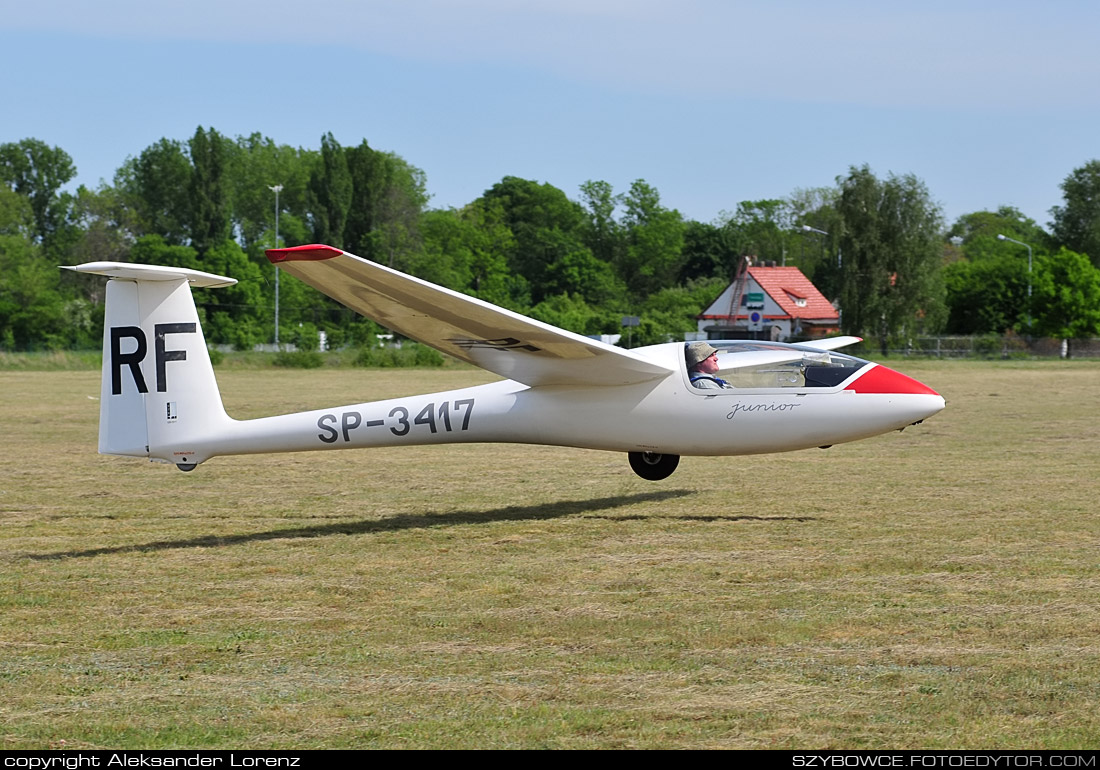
<box><xmin>699</xmin><ymin>341</ymin><xmax>869</xmax><ymax>389</ymax></box>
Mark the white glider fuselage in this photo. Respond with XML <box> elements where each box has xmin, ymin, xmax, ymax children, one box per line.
<box><xmin>134</xmin><ymin>341</ymin><xmax>941</xmax><ymax>467</ymax></box>
<box><xmin>142</xmin><ymin>356</ymin><xmax>940</xmax><ymax>466</ymax></box>
<box><xmin>68</xmin><ymin>247</ymin><xmax>944</xmax><ymax>479</ymax></box>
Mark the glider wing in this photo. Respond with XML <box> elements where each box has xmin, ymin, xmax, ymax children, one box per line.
<box><xmin>266</xmin><ymin>245</ymin><xmax>673</xmax><ymax>387</ymax></box>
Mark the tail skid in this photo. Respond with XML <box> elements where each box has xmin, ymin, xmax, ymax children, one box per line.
<box><xmin>65</xmin><ymin>262</ymin><xmax>236</xmax><ymax>470</ymax></box>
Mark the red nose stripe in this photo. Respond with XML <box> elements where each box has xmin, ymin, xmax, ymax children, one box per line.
<box><xmin>848</xmin><ymin>365</ymin><xmax>940</xmax><ymax>396</ymax></box>
<box><xmin>266</xmin><ymin>244</ymin><xmax>343</xmax><ymax>263</ymax></box>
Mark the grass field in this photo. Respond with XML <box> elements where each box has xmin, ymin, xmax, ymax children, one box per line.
<box><xmin>2</xmin><ymin>359</ymin><xmax>1098</xmax><ymax>749</ymax></box>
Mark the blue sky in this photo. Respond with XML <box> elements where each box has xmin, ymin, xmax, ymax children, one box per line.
<box><xmin>3</xmin><ymin>0</ymin><xmax>1098</xmax><ymax>230</ymax></box>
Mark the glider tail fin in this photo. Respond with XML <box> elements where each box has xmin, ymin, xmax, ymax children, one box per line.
<box><xmin>65</xmin><ymin>262</ymin><xmax>236</xmax><ymax>469</ymax></box>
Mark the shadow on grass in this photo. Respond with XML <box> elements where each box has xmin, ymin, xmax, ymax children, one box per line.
<box><xmin>25</xmin><ymin>488</ymin><xmax>791</xmax><ymax>561</ymax></box>
<box><xmin>583</xmin><ymin>513</ymin><xmax>818</xmax><ymax>523</ymax></box>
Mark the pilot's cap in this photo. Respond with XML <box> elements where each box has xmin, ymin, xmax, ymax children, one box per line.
<box><xmin>685</xmin><ymin>341</ymin><xmax>719</xmax><ymax>368</ymax></box>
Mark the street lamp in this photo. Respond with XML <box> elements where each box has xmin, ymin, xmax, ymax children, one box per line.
<box><xmin>269</xmin><ymin>184</ymin><xmax>283</xmax><ymax>347</ymax></box>
<box><xmin>798</xmin><ymin>225</ymin><xmax>832</xmax><ymax>268</ymax></box>
<box><xmin>997</xmin><ymin>233</ymin><xmax>1032</xmax><ymax>332</ymax></box>
<box><xmin>798</xmin><ymin>225</ymin><xmax>842</xmax><ymax>329</ymax></box>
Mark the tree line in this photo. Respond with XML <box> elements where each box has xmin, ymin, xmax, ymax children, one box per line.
<box><xmin>2</xmin><ymin>129</ymin><xmax>1099</xmax><ymax>354</ymax></box>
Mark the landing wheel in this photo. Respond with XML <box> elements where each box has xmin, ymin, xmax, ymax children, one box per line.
<box><xmin>628</xmin><ymin>451</ymin><xmax>680</xmax><ymax>481</ymax></box>
<box><xmin>176</xmin><ymin>463</ymin><xmax>197</xmax><ymax>472</ymax></box>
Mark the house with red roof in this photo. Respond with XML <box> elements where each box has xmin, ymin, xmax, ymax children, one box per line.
<box><xmin>697</xmin><ymin>263</ymin><xmax>839</xmax><ymax>341</ymax></box>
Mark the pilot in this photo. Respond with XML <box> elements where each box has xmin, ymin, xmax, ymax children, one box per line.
<box><xmin>685</xmin><ymin>341</ymin><xmax>731</xmax><ymax>389</ymax></box>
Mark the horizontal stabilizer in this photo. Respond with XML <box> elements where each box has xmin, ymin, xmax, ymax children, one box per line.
<box><xmin>62</xmin><ymin>262</ymin><xmax>237</xmax><ymax>289</ymax></box>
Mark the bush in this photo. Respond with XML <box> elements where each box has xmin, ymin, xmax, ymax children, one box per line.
<box><xmin>973</xmin><ymin>333</ymin><xmax>1003</xmax><ymax>359</ymax></box>
<box><xmin>414</xmin><ymin>345</ymin><xmax>445</xmax><ymax>367</ymax></box>
<box><xmin>291</xmin><ymin>323</ymin><xmax>319</xmax><ymax>352</ymax></box>
<box><xmin>353</xmin><ymin>343</ymin><xmax>445</xmax><ymax>368</ymax></box>
<box><xmin>273</xmin><ymin>350</ymin><xmax>324</xmax><ymax>368</ymax></box>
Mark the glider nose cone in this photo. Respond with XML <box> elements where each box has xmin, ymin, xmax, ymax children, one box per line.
<box><xmin>849</xmin><ymin>364</ymin><xmax>946</xmax><ymax>420</ymax></box>
<box><xmin>849</xmin><ymin>364</ymin><xmax>940</xmax><ymax>396</ymax></box>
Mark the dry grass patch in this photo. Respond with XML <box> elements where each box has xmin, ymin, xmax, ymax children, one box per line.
<box><xmin>1</xmin><ymin>360</ymin><xmax>1098</xmax><ymax>748</ymax></box>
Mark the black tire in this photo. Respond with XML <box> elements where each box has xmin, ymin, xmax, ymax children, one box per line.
<box><xmin>628</xmin><ymin>451</ymin><xmax>680</xmax><ymax>481</ymax></box>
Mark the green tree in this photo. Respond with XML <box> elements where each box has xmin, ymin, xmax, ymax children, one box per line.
<box><xmin>410</xmin><ymin>208</ymin><xmax>476</xmax><ymax>290</ymax></box>
<box><xmin>414</xmin><ymin>202</ymin><xmax>519</xmax><ymax>308</ymax></box>
<box><xmin>68</xmin><ymin>185</ymin><xmax>135</xmax><ymax>265</ymax></box>
<box><xmin>368</xmin><ymin>152</ymin><xmax>428</xmax><ymax>270</ymax></box>
<box><xmin>188</xmin><ymin>126</ymin><xmax>234</xmax><ymax>257</ymax></box>
<box><xmin>129</xmin><ymin>235</ymin><xmax>267</xmax><ymax>348</ymax></box>
<box><xmin>1050</xmin><ymin>160</ymin><xmax>1100</xmax><ymax>266</ymax></box>
<box><xmin>942</xmin><ymin>255</ymin><xmax>1029</xmax><ymax>334</ymax></box>
<box><xmin>307</xmin><ymin>133</ymin><xmax>352</xmax><ymax>248</ymax></box>
<box><xmin>480</xmin><ymin>176</ymin><xmax>597</xmax><ymax>305</ymax></box>
<box><xmin>271</xmin><ymin>271</ymin><xmax>346</xmax><ymax>346</ymax></box>
<box><xmin>579</xmin><ymin>179</ymin><xmax>623</xmax><ymax>267</ymax></box>
<box><xmin>230</xmin><ymin>133</ymin><xmax>313</xmax><ymax>252</ymax></box>
<box><xmin>194</xmin><ymin>239</ymin><xmax>265</xmax><ymax>348</ymax></box>
<box><xmin>540</xmin><ymin>229</ymin><xmax>623</xmax><ymax>303</ymax></box>
<box><xmin>719</xmin><ymin>199</ymin><xmax>791</xmax><ymax>266</ymax></box>
<box><xmin>0</xmin><ymin>236</ymin><xmax>68</xmax><ymax>349</ymax></box>
<box><xmin>0</xmin><ymin>138</ymin><xmax>77</xmax><ymax>253</ymax></box>
<box><xmin>0</xmin><ymin>185</ymin><xmax>34</xmax><ymax>238</ymax></box>
<box><xmin>1031</xmin><ymin>247</ymin><xmax>1100</xmax><ymax>356</ymax></box>
<box><xmin>308</xmin><ymin>139</ymin><xmax>429</xmax><ymax>268</ymax></box>
<box><xmin>618</xmin><ymin>179</ymin><xmax>684</xmax><ymax>300</ymax></box>
<box><xmin>130</xmin><ymin>234</ymin><xmax>200</xmax><ymax>270</ymax></box>
<box><xmin>678</xmin><ymin>220</ymin><xmax>733</xmax><ymax>283</ymax></box>
<box><xmin>835</xmin><ymin>165</ymin><xmax>946</xmax><ymax>351</ymax></box>
<box><xmin>528</xmin><ymin>293</ymin><xmax>615</xmax><ymax>336</ymax></box>
<box><xmin>114</xmin><ymin>138</ymin><xmax>192</xmax><ymax>245</ymax></box>
<box><xmin>61</xmin><ymin>185</ymin><xmax>138</xmax><ymax>335</ymax></box>
<box><xmin>343</xmin><ymin>139</ymin><xmax>389</xmax><ymax>259</ymax></box>
<box><xmin>948</xmin><ymin>206</ymin><xmax>1047</xmax><ymax>251</ymax></box>
<box><xmin>458</xmin><ymin>200</ymin><xmax>518</xmax><ymax>307</ymax></box>
<box><xmin>941</xmin><ymin>208</ymin><xmax>1050</xmax><ymax>335</ymax></box>
<box><xmin>635</xmin><ymin>278</ymin><xmax>727</xmax><ymax>346</ymax></box>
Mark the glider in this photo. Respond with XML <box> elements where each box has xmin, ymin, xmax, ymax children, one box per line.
<box><xmin>66</xmin><ymin>245</ymin><xmax>944</xmax><ymax>480</ymax></box>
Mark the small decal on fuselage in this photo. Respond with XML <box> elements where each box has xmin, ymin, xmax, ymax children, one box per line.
<box><xmin>726</xmin><ymin>402</ymin><xmax>802</xmax><ymax>420</ymax></box>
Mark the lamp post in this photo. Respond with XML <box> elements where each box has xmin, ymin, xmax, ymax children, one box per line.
<box><xmin>269</xmin><ymin>184</ymin><xmax>283</xmax><ymax>347</ymax></box>
<box><xmin>997</xmin><ymin>233</ymin><xmax>1032</xmax><ymax>332</ymax></box>
<box><xmin>799</xmin><ymin>225</ymin><xmax>840</xmax><ymax>329</ymax></box>
<box><xmin>799</xmin><ymin>225</ymin><xmax>830</xmax><ymax>268</ymax></box>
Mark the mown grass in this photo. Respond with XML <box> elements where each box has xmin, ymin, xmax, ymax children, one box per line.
<box><xmin>1</xmin><ymin>360</ymin><xmax>1098</xmax><ymax>749</ymax></box>
<box><xmin>0</xmin><ymin>350</ymin><xmax>102</xmax><ymax>371</ymax></box>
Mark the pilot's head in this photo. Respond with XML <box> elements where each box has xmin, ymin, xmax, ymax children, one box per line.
<box><xmin>685</xmin><ymin>341</ymin><xmax>719</xmax><ymax>371</ymax></box>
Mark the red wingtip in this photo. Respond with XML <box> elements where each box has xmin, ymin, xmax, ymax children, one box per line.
<box><xmin>265</xmin><ymin>244</ymin><xmax>343</xmax><ymax>263</ymax></box>
<box><xmin>847</xmin><ymin>364</ymin><xmax>940</xmax><ymax>396</ymax></box>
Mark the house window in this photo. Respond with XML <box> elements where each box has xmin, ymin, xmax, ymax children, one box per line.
<box><xmin>783</xmin><ymin>290</ymin><xmax>808</xmax><ymax>308</ymax></box>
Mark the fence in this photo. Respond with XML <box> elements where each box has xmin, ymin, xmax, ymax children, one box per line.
<box><xmin>847</xmin><ymin>335</ymin><xmax>1100</xmax><ymax>359</ymax></box>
